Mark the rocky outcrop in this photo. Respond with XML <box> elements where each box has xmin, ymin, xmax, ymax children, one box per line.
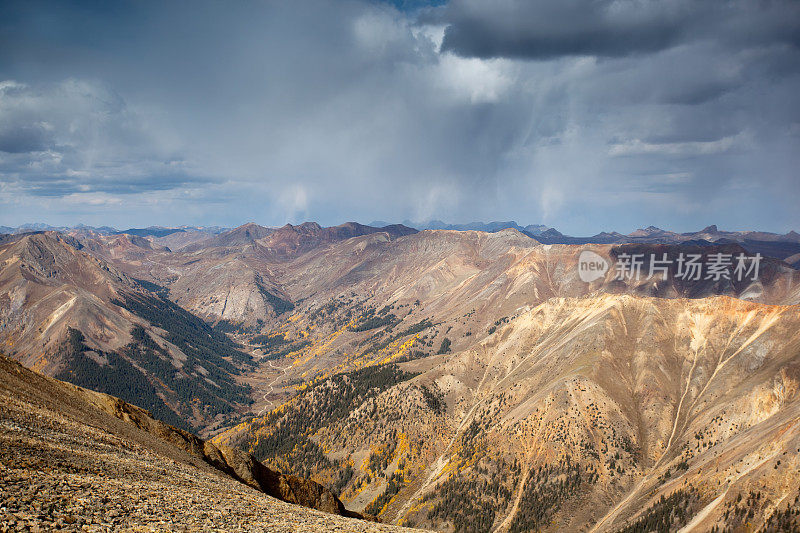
<box><xmin>74</xmin><ymin>384</ymin><xmax>365</xmax><ymax>519</ymax></box>
<box><xmin>0</xmin><ymin>353</ymin><xmax>416</xmax><ymax>532</ymax></box>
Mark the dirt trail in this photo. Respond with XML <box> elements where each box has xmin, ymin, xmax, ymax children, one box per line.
<box><xmin>677</xmin><ymin>492</ymin><xmax>727</xmax><ymax>533</ymax></box>
<box><xmin>258</xmin><ymin>359</ymin><xmax>291</xmax><ymax>416</ymax></box>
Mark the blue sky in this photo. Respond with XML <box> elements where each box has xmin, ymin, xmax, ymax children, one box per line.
<box><xmin>0</xmin><ymin>0</ymin><xmax>798</xmax><ymax>234</ymax></box>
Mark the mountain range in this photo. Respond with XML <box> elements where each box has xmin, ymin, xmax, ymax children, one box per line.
<box><xmin>1</xmin><ymin>221</ymin><xmax>799</xmax><ymax>532</ymax></box>
<box><xmin>5</xmin><ymin>221</ymin><xmax>798</xmax><ymax>267</ymax></box>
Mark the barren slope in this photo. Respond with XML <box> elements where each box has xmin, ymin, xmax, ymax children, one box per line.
<box><xmin>221</xmin><ymin>230</ymin><xmax>800</xmax><ymax>420</ymax></box>
<box><xmin>220</xmin><ymin>294</ymin><xmax>800</xmax><ymax>532</ymax></box>
<box><xmin>0</xmin><ymin>354</ymin><xmax>421</xmax><ymax>532</ymax></box>
<box><xmin>0</xmin><ymin>232</ymin><xmax>255</xmax><ymax>432</ymax></box>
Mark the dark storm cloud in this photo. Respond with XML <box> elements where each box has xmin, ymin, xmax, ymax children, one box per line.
<box><xmin>0</xmin><ymin>123</ymin><xmax>53</xmax><ymax>153</ymax></box>
<box><xmin>438</xmin><ymin>0</ymin><xmax>800</xmax><ymax>60</ymax></box>
<box><xmin>0</xmin><ymin>0</ymin><xmax>798</xmax><ymax>233</ymax></box>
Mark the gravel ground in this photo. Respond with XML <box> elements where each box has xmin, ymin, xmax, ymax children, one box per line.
<box><xmin>0</xmin><ymin>361</ymin><xmax>425</xmax><ymax>533</ymax></box>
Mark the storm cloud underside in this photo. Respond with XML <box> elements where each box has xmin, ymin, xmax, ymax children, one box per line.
<box><xmin>0</xmin><ymin>0</ymin><xmax>798</xmax><ymax>233</ymax></box>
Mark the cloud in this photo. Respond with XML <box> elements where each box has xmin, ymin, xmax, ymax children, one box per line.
<box><xmin>437</xmin><ymin>0</ymin><xmax>800</xmax><ymax>60</ymax></box>
<box><xmin>433</xmin><ymin>54</ymin><xmax>516</xmax><ymax>104</ymax></box>
<box><xmin>0</xmin><ymin>78</ymin><xmax>209</xmax><ymax>197</ymax></box>
<box><xmin>0</xmin><ymin>0</ymin><xmax>798</xmax><ymax>233</ymax></box>
<box><xmin>608</xmin><ymin>134</ymin><xmax>744</xmax><ymax>157</ymax></box>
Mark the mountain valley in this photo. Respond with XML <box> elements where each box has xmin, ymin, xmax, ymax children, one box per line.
<box><xmin>1</xmin><ymin>222</ymin><xmax>799</xmax><ymax>532</ymax></box>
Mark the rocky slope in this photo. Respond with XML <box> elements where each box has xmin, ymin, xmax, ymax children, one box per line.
<box><xmin>220</xmin><ymin>294</ymin><xmax>800</xmax><ymax>532</ymax></box>
<box><xmin>0</xmin><ymin>354</ymin><xmax>419</xmax><ymax>531</ymax></box>
<box><xmin>0</xmin><ymin>231</ymin><xmax>255</xmax><ymax>433</ymax></box>
<box><xmin>211</xmin><ymin>230</ymin><xmax>800</xmax><ymax>418</ymax></box>
<box><xmin>70</xmin><ymin>224</ymin><xmax>800</xmax><ymax>333</ymax></box>
<box><xmin>77</xmin><ymin>221</ymin><xmax>417</xmax><ymax>328</ymax></box>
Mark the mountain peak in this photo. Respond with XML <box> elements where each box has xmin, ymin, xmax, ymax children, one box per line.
<box><xmin>14</xmin><ymin>230</ymin><xmax>84</xmax><ymax>252</ymax></box>
<box><xmin>182</xmin><ymin>223</ymin><xmax>274</xmax><ymax>250</ymax></box>
<box><xmin>282</xmin><ymin>221</ymin><xmax>323</xmax><ymax>232</ymax></box>
<box><xmin>630</xmin><ymin>225</ymin><xmax>665</xmax><ymax>237</ymax></box>
<box><xmin>227</xmin><ymin>222</ymin><xmax>273</xmax><ymax>238</ymax></box>
<box><xmin>539</xmin><ymin>228</ymin><xmax>564</xmax><ymax>238</ymax></box>
<box><xmin>237</xmin><ymin>221</ymin><xmax>262</xmax><ymax>229</ymax></box>
<box><xmin>523</xmin><ymin>224</ymin><xmax>550</xmax><ymax>235</ymax></box>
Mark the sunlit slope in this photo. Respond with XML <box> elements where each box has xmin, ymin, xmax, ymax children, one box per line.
<box><xmin>220</xmin><ymin>294</ymin><xmax>800</xmax><ymax>532</ymax></box>
<box><xmin>0</xmin><ymin>232</ymin><xmax>254</xmax><ymax>432</ymax></box>
<box><xmin>231</xmin><ymin>230</ymin><xmax>799</xmax><ymax>418</ymax></box>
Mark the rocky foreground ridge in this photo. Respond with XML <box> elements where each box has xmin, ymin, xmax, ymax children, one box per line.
<box><xmin>0</xmin><ymin>353</ymin><xmax>421</xmax><ymax>532</ymax></box>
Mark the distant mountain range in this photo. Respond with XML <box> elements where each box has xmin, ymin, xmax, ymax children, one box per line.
<box><xmin>4</xmin><ymin>221</ymin><xmax>800</xmax><ymax>268</ymax></box>
<box><xmin>368</xmin><ymin>221</ymin><xmax>800</xmax><ymax>266</ymax></box>
<box><xmin>0</xmin><ymin>223</ymin><xmax>228</xmax><ymax>237</ymax></box>
<box><xmin>370</xmin><ymin>220</ymin><xmax>552</xmax><ymax>235</ymax></box>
